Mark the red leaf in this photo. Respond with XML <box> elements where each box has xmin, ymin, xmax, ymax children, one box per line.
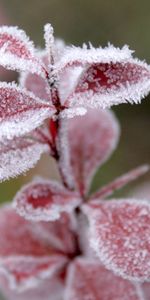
<box><xmin>0</xmin><ymin>206</ymin><xmax>67</xmax><ymax>291</ymax></box>
<box><xmin>20</xmin><ymin>72</ymin><xmax>51</xmax><ymax>102</ymax></box>
<box><xmin>82</xmin><ymin>199</ymin><xmax>150</xmax><ymax>281</ymax></box>
<box><xmin>68</xmin><ymin>108</ymin><xmax>120</xmax><ymax>196</ymax></box>
<box><xmin>0</xmin><ymin>135</ymin><xmax>49</xmax><ymax>182</ymax></box>
<box><xmin>0</xmin><ymin>26</ymin><xmax>44</xmax><ymax>75</ymax></box>
<box><xmin>13</xmin><ymin>178</ymin><xmax>81</xmax><ymax>221</ymax></box>
<box><xmin>1</xmin><ymin>275</ymin><xmax>64</xmax><ymax>300</ymax></box>
<box><xmin>0</xmin><ymin>82</ymin><xmax>55</xmax><ymax>140</ymax></box>
<box><xmin>56</xmin><ymin>44</ymin><xmax>132</xmax><ymax>74</ymax></box>
<box><xmin>65</xmin><ymin>258</ymin><xmax>141</xmax><ymax>300</ymax></box>
<box><xmin>68</xmin><ymin>59</ymin><xmax>150</xmax><ymax>109</ymax></box>
<box><xmin>35</xmin><ymin>213</ymin><xmax>77</xmax><ymax>255</ymax></box>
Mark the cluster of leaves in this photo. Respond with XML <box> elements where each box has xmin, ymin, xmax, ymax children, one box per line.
<box><xmin>0</xmin><ymin>24</ymin><xmax>150</xmax><ymax>299</ymax></box>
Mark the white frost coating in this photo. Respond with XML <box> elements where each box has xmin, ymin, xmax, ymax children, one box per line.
<box><xmin>44</xmin><ymin>24</ymin><xmax>55</xmax><ymax>64</ymax></box>
<box><xmin>0</xmin><ymin>81</ymin><xmax>55</xmax><ymax>140</ymax></box>
<box><xmin>60</xmin><ymin>107</ymin><xmax>87</xmax><ymax>119</ymax></box>
<box><xmin>13</xmin><ymin>178</ymin><xmax>81</xmax><ymax>222</ymax></box>
<box><xmin>0</xmin><ymin>255</ymin><xmax>67</xmax><ymax>292</ymax></box>
<box><xmin>83</xmin><ymin>198</ymin><xmax>150</xmax><ymax>282</ymax></box>
<box><xmin>57</xmin><ymin>118</ymin><xmax>75</xmax><ymax>190</ymax></box>
<box><xmin>55</xmin><ymin>44</ymin><xmax>133</xmax><ymax>73</ymax></box>
<box><xmin>0</xmin><ymin>26</ymin><xmax>44</xmax><ymax>76</ymax></box>
<box><xmin>0</xmin><ymin>141</ymin><xmax>49</xmax><ymax>182</ymax></box>
<box><xmin>68</xmin><ymin>58</ymin><xmax>150</xmax><ymax>109</ymax></box>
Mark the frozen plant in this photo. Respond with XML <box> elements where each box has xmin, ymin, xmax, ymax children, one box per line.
<box><xmin>0</xmin><ymin>24</ymin><xmax>150</xmax><ymax>299</ymax></box>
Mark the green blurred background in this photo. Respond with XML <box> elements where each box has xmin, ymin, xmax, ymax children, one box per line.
<box><xmin>0</xmin><ymin>0</ymin><xmax>150</xmax><ymax>203</ymax></box>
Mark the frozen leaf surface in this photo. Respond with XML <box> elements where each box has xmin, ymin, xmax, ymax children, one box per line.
<box><xmin>68</xmin><ymin>59</ymin><xmax>150</xmax><ymax>109</ymax></box>
<box><xmin>0</xmin><ymin>26</ymin><xmax>43</xmax><ymax>74</ymax></box>
<box><xmin>2</xmin><ymin>275</ymin><xmax>64</xmax><ymax>300</ymax></box>
<box><xmin>0</xmin><ymin>206</ymin><xmax>67</xmax><ymax>291</ymax></box>
<box><xmin>14</xmin><ymin>179</ymin><xmax>81</xmax><ymax>221</ymax></box>
<box><xmin>68</xmin><ymin>108</ymin><xmax>120</xmax><ymax>195</ymax></box>
<box><xmin>0</xmin><ymin>135</ymin><xmax>49</xmax><ymax>181</ymax></box>
<box><xmin>65</xmin><ymin>258</ymin><xmax>142</xmax><ymax>300</ymax></box>
<box><xmin>20</xmin><ymin>72</ymin><xmax>51</xmax><ymax>102</ymax></box>
<box><xmin>0</xmin><ymin>82</ymin><xmax>55</xmax><ymax>140</ymax></box>
<box><xmin>83</xmin><ymin>199</ymin><xmax>150</xmax><ymax>281</ymax></box>
<box><xmin>35</xmin><ymin>213</ymin><xmax>76</xmax><ymax>254</ymax></box>
<box><xmin>56</xmin><ymin>44</ymin><xmax>133</xmax><ymax>74</ymax></box>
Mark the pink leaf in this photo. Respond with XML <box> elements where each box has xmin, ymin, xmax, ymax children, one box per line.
<box><xmin>67</xmin><ymin>60</ymin><xmax>150</xmax><ymax>109</ymax></box>
<box><xmin>0</xmin><ymin>206</ymin><xmax>67</xmax><ymax>291</ymax></box>
<box><xmin>35</xmin><ymin>213</ymin><xmax>77</xmax><ymax>255</ymax></box>
<box><xmin>20</xmin><ymin>72</ymin><xmax>51</xmax><ymax>102</ymax></box>
<box><xmin>0</xmin><ymin>82</ymin><xmax>55</xmax><ymax>140</ymax></box>
<box><xmin>68</xmin><ymin>108</ymin><xmax>120</xmax><ymax>196</ymax></box>
<box><xmin>13</xmin><ymin>178</ymin><xmax>81</xmax><ymax>221</ymax></box>
<box><xmin>65</xmin><ymin>258</ymin><xmax>142</xmax><ymax>300</ymax></box>
<box><xmin>0</xmin><ymin>256</ymin><xmax>66</xmax><ymax>292</ymax></box>
<box><xmin>82</xmin><ymin>199</ymin><xmax>150</xmax><ymax>281</ymax></box>
<box><xmin>1</xmin><ymin>275</ymin><xmax>64</xmax><ymax>300</ymax></box>
<box><xmin>0</xmin><ymin>26</ymin><xmax>44</xmax><ymax>75</ymax></box>
<box><xmin>56</xmin><ymin>44</ymin><xmax>133</xmax><ymax>74</ymax></box>
<box><xmin>0</xmin><ymin>135</ymin><xmax>49</xmax><ymax>182</ymax></box>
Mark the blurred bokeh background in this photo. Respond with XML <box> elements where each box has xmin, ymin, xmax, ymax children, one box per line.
<box><xmin>0</xmin><ymin>0</ymin><xmax>150</xmax><ymax>203</ymax></box>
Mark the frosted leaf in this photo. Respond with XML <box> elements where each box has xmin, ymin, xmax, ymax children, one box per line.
<box><xmin>1</xmin><ymin>275</ymin><xmax>64</xmax><ymax>300</ymax></box>
<box><xmin>64</xmin><ymin>258</ymin><xmax>142</xmax><ymax>300</ymax></box>
<box><xmin>68</xmin><ymin>59</ymin><xmax>150</xmax><ymax>109</ymax></box>
<box><xmin>82</xmin><ymin>199</ymin><xmax>150</xmax><ymax>281</ymax></box>
<box><xmin>0</xmin><ymin>206</ymin><xmax>67</xmax><ymax>291</ymax></box>
<box><xmin>20</xmin><ymin>72</ymin><xmax>51</xmax><ymax>102</ymax></box>
<box><xmin>91</xmin><ymin>164</ymin><xmax>150</xmax><ymax>200</ymax></box>
<box><xmin>0</xmin><ymin>255</ymin><xmax>66</xmax><ymax>292</ymax></box>
<box><xmin>0</xmin><ymin>82</ymin><xmax>55</xmax><ymax>140</ymax></box>
<box><xmin>0</xmin><ymin>135</ymin><xmax>49</xmax><ymax>182</ymax></box>
<box><xmin>67</xmin><ymin>108</ymin><xmax>120</xmax><ymax>196</ymax></box>
<box><xmin>34</xmin><ymin>213</ymin><xmax>77</xmax><ymax>255</ymax></box>
<box><xmin>55</xmin><ymin>44</ymin><xmax>133</xmax><ymax>74</ymax></box>
<box><xmin>13</xmin><ymin>178</ymin><xmax>81</xmax><ymax>221</ymax></box>
<box><xmin>0</xmin><ymin>26</ymin><xmax>44</xmax><ymax>75</ymax></box>
<box><xmin>0</xmin><ymin>206</ymin><xmax>54</xmax><ymax>257</ymax></box>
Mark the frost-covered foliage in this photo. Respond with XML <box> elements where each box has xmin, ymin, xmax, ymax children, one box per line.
<box><xmin>0</xmin><ymin>24</ymin><xmax>149</xmax><ymax>300</ymax></box>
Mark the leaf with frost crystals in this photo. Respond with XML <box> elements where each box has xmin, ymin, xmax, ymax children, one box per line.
<box><xmin>0</xmin><ymin>26</ymin><xmax>44</xmax><ymax>75</ymax></box>
<box><xmin>34</xmin><ymin>213</ymin><xmax>76</xmax><ymax>255</ymax></box>
<box><xmin>0</xmin><ymin>82</ymin><xmax>55</xmax><ymax>140</ymax></box>
<box><xmin>67</xmin><ymin>108</ymin><xmax>120</xmax><ymax>196</ymax></box>
<box><xmin>64</xmin><ymin>258</ymin><xmax>142</xmax><ymax>300</ymax></box>
<box><xmin>0</xmin><ymin>135</ymin><xmax>49</xmax><ymax>182</ymax></box>
<box><xmin>2</xmin><ymin>275</ymin><xmax>64</xmax><ymax>300</ymax></box>
<box><xmin>67</xmin><ymin>59</ymin><xmax>150</xmax><ymax>109</ymax></box>
<box><xmin>0</xmin><ymin>206</ymin><xmax>67</xmax><ymax>291</ymax></box>
<box><xmin>55</xmin><ymin>44</ymin><xmax>133</xmax><ymax>73</ymax></box>
<box><xmin>20</xmin><ymin>71</ymin><xmax>51</xmax><ymax>102</ymax></box>
<box><xmin>82</xmin><ymin>199</ymin><xmax>150</xmax><ymax>281</ymax></box>
<box><xmin>13</xmin><ymin>178</ymin><xmax>81</xmax><ymax>222</ymax></box>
